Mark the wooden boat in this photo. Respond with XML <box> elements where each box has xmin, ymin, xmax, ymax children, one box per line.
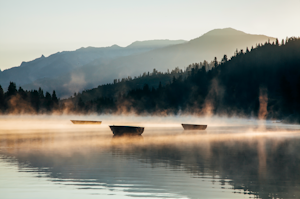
<box><xmin>71</xmin><ymin>120</ymin><xmax>102</xmax><ymax>125</ymax></box>
<box><xmin>181</xmin><ymin>124</ymin><xmax>207</xmax><ymax>130</ymax></box>
<box><xmin>109</xmin><ymin>125</ymin><xmax>144</xmax><ymax>135</ymax></box>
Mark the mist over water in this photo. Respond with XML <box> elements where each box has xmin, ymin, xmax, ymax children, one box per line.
<box><xmin>1</xmin><ymin>115</ymin><xmax>300</xmax><ymax>199</ymax></box>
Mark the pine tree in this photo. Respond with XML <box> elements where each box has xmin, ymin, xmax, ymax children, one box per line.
<box><xmin>30</xmin><ymin>90</ymin><xmax>40</xmax><ymax>112</ymax></box>
<box><xmin>38</xmin><ymin>87</ymin><xmax>44</xmax><ymax>98</ymax></box>
<box><xmin>45</xmin><ymin>92</ymin><xmax>52</xmax><ymax>111</ymax></box>
<box><xmin>221</xmin><ymin>55</ymin><xmax>228</xmax><ymax>64</ymax></box>
<box><xmin>214</xmin><ymin>57</ymin><xmax>218</xmax><ymax>68</ymax></box>
<box><xmin>7</xmin><ymin>82</ymin><xmax>17</xmax><ymax>97</ymax></box>
<box><xmin>18</xmin><ymin>87</ymin><xmax>27</xmax><ymax>100</ymax></box>
<box><xmin>52</xmin><ymin>91</ymin><xmax>58</xmax><ymax>105</ymax></box>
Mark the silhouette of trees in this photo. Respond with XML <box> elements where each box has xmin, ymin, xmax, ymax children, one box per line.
<box><xmin>38</xmin><ymin>87</ymin><xmax>44</xmax><ymax>98</ymax></box>
<box><xmin>52</xmin><ymin>91</ymin><xmax>59</xmax><ymax>109</ymax></box>
<box><xmin>30</xmin><ymin>90</ymin><xmax>40</xmax><ymax>111</ymax></box>
<box><xmin>44</xmin><ymin>92</ymin><xmax>53</xmax><ymax>111</ymax></box>
<box><xmin>221</xmin><ymin>55</ymin><xmax>228</xmax><ymax>64</ymax></box>
<box><xmin>6</xmin><ymin>82</ymin><xmax>17</xmax><ymax>97</ymax></box>
<box><xmin>0</xmin><ymin>83</ymin><xmax>60</xmax><ymax>114</ymax></box>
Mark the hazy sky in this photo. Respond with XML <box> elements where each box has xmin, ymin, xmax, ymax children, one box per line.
<box><xmin>0</xmin><ymin>0</ymin><xmax>299</xmax><ymax>70</ymax></box>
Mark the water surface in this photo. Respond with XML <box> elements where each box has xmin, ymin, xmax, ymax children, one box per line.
<box><xmin>1</xmin><ymin>116</ymin><xmax>300</xmax><ymax>199</ymax></box>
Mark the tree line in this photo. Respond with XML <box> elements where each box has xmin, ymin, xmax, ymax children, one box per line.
<box><xmin>0</xmin><ymin>82</ymin><xmax>59</xmax><ymax>114</ymax></box>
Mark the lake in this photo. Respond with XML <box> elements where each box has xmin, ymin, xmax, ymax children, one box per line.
<box><xmin>0</xmin><ymin>115</ymin><xmax>300</xmax><ymax>199</ymax></box>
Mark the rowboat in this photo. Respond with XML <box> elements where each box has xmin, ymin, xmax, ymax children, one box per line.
<box><xmin>109</xmin><ymin>125</ymin><xmax>144</xmax><ymax>135</ymax></box>
<box><xmin>181</xmin><ymin>124</ymin><xmax>207</xmax><ymax>130</ymax></box>
<box><xmin>71</xmin><ymin>120</ymin><xmax>102</xmax><ymax>125</ymax></box>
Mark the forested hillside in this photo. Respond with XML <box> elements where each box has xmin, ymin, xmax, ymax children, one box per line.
<box><xmin>67</xmin><ymin>59</ymin><xmax>216</xmax><ymax>102</ymax></box>
<box><xmin>66</xmin><ymin>38</ymin><xmax>300</xmax><ymax>122</ymax></box>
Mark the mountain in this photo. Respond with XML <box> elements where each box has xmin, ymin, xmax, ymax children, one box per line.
<box><xmin>0</xmin><ymin>45</ymin><xmax>123</xmax><ymax>86</ymax></box>
<box><xmin>105</xmin><ymin>27</ymin><xmax>276</xmax><ymax>79</ymax></box>
<box><xmin>3</xmin><ymin>28</ymin><xmax>275</xmax><ymax>97</ymax></box>
<box><xmin>22</xmin><ymin>28</ymin><xmax>275</xmax><ymax>98</ymax></box>
<box><xmin>0</xmin><ymin>40</ymin><xmax>187</xmax><ymax>92</ymax></box>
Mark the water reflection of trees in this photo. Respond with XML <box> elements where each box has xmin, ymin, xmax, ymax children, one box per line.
<box><xmin>111</xmin><ymin>136</ymin><xmax>300</xmax><ymax>199</ymax></box>
<box><xmin>1</xmin><ymin>133</ymin><xmax>300</xmax><ymax>199</ymax></box>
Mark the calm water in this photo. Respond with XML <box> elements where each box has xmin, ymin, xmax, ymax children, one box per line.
<box><xmin>0</xmin><ymin>116</ymin><xmax>300</xmax><ymax>199</ymax></box>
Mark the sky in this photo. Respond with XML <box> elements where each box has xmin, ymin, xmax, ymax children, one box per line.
<box><xmin>0</xmin><ymin>0</ymin><xmax>299</xmax><ymax>70</ymax></box>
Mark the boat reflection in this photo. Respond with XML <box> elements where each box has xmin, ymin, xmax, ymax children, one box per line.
<box><xmin>183</xmin><ymin>130</ymin><xmax>207</xmax><ymax>135</ymax></box>
<box><xmin>112</xmin><ymin>134</ymin><xmax>144</xmax><ymax>138</ymax></box>
<box><xmin>111</xmin><ymin>134</ymin><xmax>144</xmax><ymax>145</ymax></box>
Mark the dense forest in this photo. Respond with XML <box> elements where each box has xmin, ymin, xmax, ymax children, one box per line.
<box><xmin>0</xmin><ymin>37</ymin><xmax>300</xmax><ymax>122</ymax></box>
<box><xmin>67</xmin><ymin>60</ymin><xmax>216</xmax><ymax>102</ymax></box>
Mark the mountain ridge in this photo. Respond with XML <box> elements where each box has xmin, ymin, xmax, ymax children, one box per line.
<box><xmin>2</xmin><ymin>28</ymin><xmax>276</xmax><ymax>97</ymax></box>
<box><xmin>25</xmin><ymin>28</ymin><xmax>276</xmax><ymax>97</ymax></box>
<box><xmin>0</xmin><ymin>39</ymin><xmax>187</xmax><ymax>90</ymax></box>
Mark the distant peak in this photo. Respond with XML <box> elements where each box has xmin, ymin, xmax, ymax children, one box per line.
<box><xmin>110</xmin><ymin>44</ymin><xmax>121</xmax><ymax>49</ymax></box>
<box><xmin>20</xmin><ymin>54</ymin><xmax>46</xmax><ymax>67</ymax></box>
<box><xmin>203</xmin><ymin>28</ymin><xmax>247</xmax><ymax>36</ymax></box>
